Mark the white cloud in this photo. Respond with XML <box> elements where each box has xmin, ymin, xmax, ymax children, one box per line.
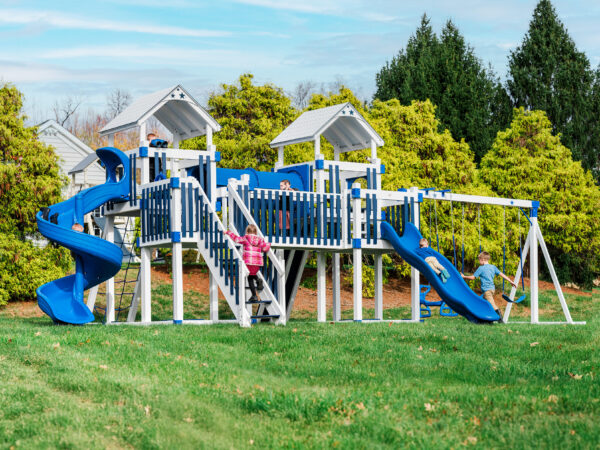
<box><xmin>0</xmin><ymin>8</ymin><xmax>231</xmax><ymax>37</ymax></box>
<box><xmin>34</xmin><ymin>45</ymin><xmax>283</xmax><ymax>70</ymax></box>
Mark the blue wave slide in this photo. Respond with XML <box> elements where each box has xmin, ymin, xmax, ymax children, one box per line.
<box><xmin>36</xmin><ymin>147</ymin><xmax>129</xmax><ymax>324</ymax></box>
<box><xmin>381</xmin><ymin>221</ymin><xmax>500</xmax><ymax>323</ymax></box>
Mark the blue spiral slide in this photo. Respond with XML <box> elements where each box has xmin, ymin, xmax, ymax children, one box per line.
<box><xmin>381</xmin><ymin>221</ymin><xmax>500</xmax><ymax>323</ymax></box>
<box><xmin>36</xmin><ymin>147</ymin><xmax>129</xmax><ymax>324</ymax></box>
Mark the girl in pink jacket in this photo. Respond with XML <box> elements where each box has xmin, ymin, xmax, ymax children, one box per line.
<box><xmin>225</xmin><ymin>224</ymin><xmax>271</xmax><ymax>302</ymax></box>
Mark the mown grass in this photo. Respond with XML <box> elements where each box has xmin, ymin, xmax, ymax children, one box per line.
<box><xmin>0</xmin><ymin>287</ymin><xmax>598</xmax><ymax>448</ymax></box>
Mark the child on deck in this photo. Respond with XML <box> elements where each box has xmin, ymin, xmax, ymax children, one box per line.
<box><xmin>461</xmin><ymin>251</ymin><xmax>517</xmax><ymax>322</ymax></box>
<box><xmin>225</xmin><ymin>224</ymin><xmax>271</xmax><ymax>302</ymax></box>
<box><xmin>416</xmin><ymin>238</ymin><xmax>450</xmax><ymax>283</ymax></box>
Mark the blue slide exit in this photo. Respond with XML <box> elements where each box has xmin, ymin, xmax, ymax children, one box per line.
<box><xmin>381</xmin><ymin>221</ymin><xmax>500</xmax><ymax>323</ymax></box>
<box><xmin>36</xmin><ymin>147</ymin><xmax>130</xmax><ymax>324</ymax></box>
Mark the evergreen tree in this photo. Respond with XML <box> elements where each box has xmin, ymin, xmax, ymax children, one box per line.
<box><xmin>374</xmin><ymin>15</ymin><xmax>510</xmax><ymax>162</ymax></box>
<box><xmin>507</xmin><ymin>0</ymin><xmax>600</xmax><ymax>177</ymax></box>
<box><xmin>0</xmin><ymin>83</ymin><xmax>66</xmax><ymax>235</ymax></box>
<box><xmin>0</xmin><ymin>83</ymin><xmax>70</xmax><ymax>305</ymax></box>
<box><xmin>182</xmin><ymin>74</ymin><xmax>297</xmax><ymax>171</ymax></box>
<box><xmin>480</xmin><ymin>108</ymin><xmax>600</xmax><ymax>287</ymax></box>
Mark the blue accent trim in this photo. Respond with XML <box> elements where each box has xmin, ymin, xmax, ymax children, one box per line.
<box><xmin>170</xmin><ymin>177</ymin><xmax>180</xmax><ymax>189</ymax></box>
<box><xmin>531</xmin><ymin>207</ymin><xmax>538</xmax><ymax>218</ymax></box>
<box><xmin>353</xmin><ymin>238</ymin><xmax>361</xmax><ymax>249</ymax></box>
<box><xmin>351</xmin><ymin>187</ymin><xmax>361</xmax><ymax>198</ymax></box>
<box><xmin>139</xmin><ymin>146</ymin><xmax>148</xmax><ymax>157</ymax></box>
<box><xmin>381</xmin><ymin>211</ymin><xmax>387</xmax><ymax>221</ymax></box>
<box><xmin>216</xmin><ymin>200</ymin><xmax>221</xmax><ymax>212</ymax></box>
<box><xmin>173</xmin><ymin>320</ymin><xmax>182</xmax><ymax>324</ymax></box>
<box><xmin>397</xmin><ymin>188</ymin><xmax>407</xmax><ymax>192</ymax></box>
<box><xmin>418</xmin><ymin>193</ymin><xmax>423</xmax><ymax>203</ymax></box>
<box><xmin>315</xmin><ymin>159</ymin><xmax>324</xmax><ymax>170</ymax></box>
<box><xmin>214</xmin><ymin>151</ymin><xmax>221</xmax><ymax>162</ymax></box>
<box><xmin>172</xmin><ymin>231</ymin><xmax>181</xmax><ymax>242</ymax></box>
<box><xmin>380</xmin><ymin>164</ymin><xmax>385</xmax><ymax>174</ymax></box>
<box><xmin>532</xmin><ymin>200</ymin><xmax>540</xmax><ymax>208</ymax></box>
<box><xmin>354</xmin><ymin>320</ymin><xmax>362</xmax><ymax>322</ymax></box>
<box><xmin>136</xmin><ymin>237</ymin><xmax>140</xmax><ymax>248</ymax></box>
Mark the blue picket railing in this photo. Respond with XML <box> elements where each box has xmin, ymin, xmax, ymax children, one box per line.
<box><xmin>197</xmin><ymin>187</ymin><xmax>243</xmax><ymax>305</ymax></box>
<box><xmin>140</xmin><ymin>181</ymin><xmax>171</xmax><ymax>244</ymax></box>
<box><xmin>238</xmin><ymin>188</ymin><xmax>343</xmax><ymax>248</ymax></box>
<box><xmin>181</xmin><ymin>182</ymin><xmax>200</xmax><ymax>239</ymax></box>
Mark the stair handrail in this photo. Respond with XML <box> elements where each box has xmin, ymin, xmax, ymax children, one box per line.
<box><xmin>227</xmin><ymin>178</ymin><xmax>285</xmax><ymax>275</ymax></box>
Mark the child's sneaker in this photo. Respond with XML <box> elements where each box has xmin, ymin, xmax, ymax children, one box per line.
<box><xmin>257</xmin><ymin>279</ymin><xmax>264</xmax><ymax>291</ymax></box>
<box><xmin>248</xmin><ymin>295</ymin><xmax>258</xmax><ymax>303</ymax></box>
<box><xmin>495</xmin><ymin>309</ymin><xmax>504</xmax><ymax>323</ymax></box>
<box><xmin>441</xmin><ymin>269</ymin><xmax>450</xmax><ymax>280</ymax></box>
<box><xmin>440</xmin><ymin>271</ymin><xmax>448</xmax><ymax>284</ymax></box>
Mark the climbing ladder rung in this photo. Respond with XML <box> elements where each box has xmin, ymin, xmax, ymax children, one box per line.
<box><xmin>251</xmin><ymin>314</ymin><xmax>280</xmax><ymax>319</ymax></box>
<box><xmin>246</xmin><ymin>300</ymin><xmax>272</xmax><ymax>305</ymax></box>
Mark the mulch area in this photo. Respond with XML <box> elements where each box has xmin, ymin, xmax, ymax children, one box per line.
<box><xmin>2</xmin><ymin>265</ymin><xmax>590</xmax><ymax>318</ymax></box>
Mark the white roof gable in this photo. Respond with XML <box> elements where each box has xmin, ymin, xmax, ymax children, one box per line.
<box><xmin>270</xmin><ymin>103</ymin><xmax>384</xmax><ymax>152</ymax></box>
<box><xmin>37</xmin><ymin>119</ymin><xmax>95</xmax><ymax>158</ymax></box>
<box><xmin>99</xmin><ymin>85</ymin><xmax>220</xmax><ymax>139</ymax></box>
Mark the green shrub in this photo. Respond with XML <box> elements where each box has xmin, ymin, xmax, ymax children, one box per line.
<box><xmin>0</xmin><ymin>235</ymin><xmax>70</xmax><ymax>306</ymax></box>
<box><xmin>480</xmin><ymin>108</ymin><xmax>600</xmax><ymax>288</ymax></box>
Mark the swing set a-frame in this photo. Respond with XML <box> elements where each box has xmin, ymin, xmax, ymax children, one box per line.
<box><xmin>417</xmin><ymin>188</ymin><xmax>585</xmax><ymax>325</ymax></box>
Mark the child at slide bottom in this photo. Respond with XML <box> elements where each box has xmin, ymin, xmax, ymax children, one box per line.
<box><xmin>225</xmin><ymin>225</ymin><xmax>271</xmax><ymax>302</ymax></box>
<box><xmin>461</xmin><ymin>251</ymin><xmax>517</xmax><ymax>323</ymax></box>
<box><xmin>416</xmin><ymin>238</ymin><xmax>450</xmax><ymax>283</ymax></box>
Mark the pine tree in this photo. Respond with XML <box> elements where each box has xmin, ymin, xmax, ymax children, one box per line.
<box><xmin>507</xmin><ymin>0</ymin><xmax>599</xmax><ymax>177</ymax></box>
<box><xmin>374</xmin><ymin>16</ymin><xmax>510</xmax><ymax>162</ymax></box>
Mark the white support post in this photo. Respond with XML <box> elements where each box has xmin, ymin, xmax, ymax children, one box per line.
<box><xmin>105</xmin><ymin>216</ymin><xmax>115</xmax><ymax>324</ymax></box>
<box><xmin>171</xmin><ymin>182</ymin><xmax>183</xmax><ymax>325</ymax></box>
<box><xmin>276</xmin><ymin>145</ymin><xmax>284</xmax><ymax>169</ymax></box>
<box><xmin>108</xmin><ymin>134</ymin><xmax>114</xmax><ymax>147</ymax></box>
<box><xmin>410</xmin><ymin>187</ymin><xmax>420</xmax><ymax>322</ymax></box>
<box><xmin>126</xmin><ymin>279</ymin><xmax>141</xmax><ymax>322</ymax></box>
<box><xmin>317</xmin><ymin>252</ymin><xmax>326</xmax><ymax>322</ymax></box>
<box><xmin>314</xmin><ymin>134</ymin><xmax>321</xmax><ymax>160</ymax></box>
<box><xmin>172</xmin><ymin>133</ymin><xmax>180</xmax><ymax>149</ymax></box>
<box><xmin>503</xmin><ymin>227</ymin><xmax>531</xmax><ymax>323</ymax></box>
<box><xmin>332</xmin><ymin>253</ymin><xmax>341</xmax><ymax>322</ymax></box>
<box><xmin>352</xmin><ymin>182</ymin><xmax>362</xmax><ymax>322</ymax></box>
<box><xmin>370</xmin><ymin>139</ymin><xmax>377</xmax><ymax>161</ymax></box>
<box><xmin>277</xmin><ymin>249</ymin><xmax>286</xmax><ymax>325</ymax></box>
<box><xmin>140</xmin><ymin>247</ymin><xmax>152</xmax><ymax>323</ymax></box>
<box><xmin>315</xmin><ymin>152</ymin><xmax>326</xmax><ymax>322</ymax></box>
<box><xmin>139</xmin><ymin>122</ymin><xmax>147</xmax><ymax>145</ymax></box>
<box><xmin>530</xmin><ymin>216</ymin><xmax>539</xmax><ymax>324</ymax></box>
<box><xmin>374</xmin><ymin>254</ymin><xmax>383</xmax><ymax>320</ymax></box>
<box><xmin>207</xmin><ymin>124</ymin><xmax>219</xmax><ymax>322</ymax></box>
<box><xmin>536</xmin><ymin>227</ymin><xmax>574</xmax><ymax>323</ymax></box>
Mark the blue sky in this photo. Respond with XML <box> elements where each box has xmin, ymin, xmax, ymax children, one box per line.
<box><xmin>1</xmin><ymin>0</ymin><xmax>599</xmax><ymax>120</ymax></box>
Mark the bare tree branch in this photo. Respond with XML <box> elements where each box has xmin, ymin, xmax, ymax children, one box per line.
<box><xmin>52</xmin><ymin>96</ymin><xmax>83</xmax><ymax>128</ymax></box>
<box><xmin>292</xmin><ymin>81</ymin><xmax>317</xmax><ymax>110</ymax></box>
<box><xmin>106</xmin><ymin>88</ymin><xmax>132</xmax><ymax>119</ymax></box>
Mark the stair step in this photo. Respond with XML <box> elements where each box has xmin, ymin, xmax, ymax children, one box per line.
<box><xmin>246</xmin><ymin>300</ymin><xmax>272</xmax><ymax>305</ymax></box>
<box><xmin>251</xmin><ymin>314</ymin><xmax>280</xmax><ymax>319</ymax></box>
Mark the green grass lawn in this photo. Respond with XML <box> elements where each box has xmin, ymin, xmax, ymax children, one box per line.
<box><xmin>1</xmin><ymin>288</ymin><xmax>598</xmax><ymax>448</ymax></box>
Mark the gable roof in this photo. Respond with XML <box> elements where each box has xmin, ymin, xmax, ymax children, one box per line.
<box><xmin>99</xmin><ymin>84</ymin><xmax>221</xmax><ymax>139</ymax></box>
<box><xmin>37</xmin><ymin>119</ymin><xmax>104</xmax><ymax>176</ymax></box>
<box><xmin>270</xmin><ymin>103</ymin><xmax>384</xmax><ymax>152</ymax></box>
<box><xmin>37</xmin><ymin>119</ymin><xmax>95</xmax><ymax>157</ymax></box>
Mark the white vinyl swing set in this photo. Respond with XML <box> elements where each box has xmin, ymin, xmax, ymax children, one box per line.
<box><xmin>417</xmin><ymin>189</ymin><xmax>585</xmax><ymax>325</ymax></box>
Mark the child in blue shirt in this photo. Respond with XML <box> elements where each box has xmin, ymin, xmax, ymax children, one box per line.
<box><xmin>416</xmin><ymin>238</ymin><xmax>450</xmax><ymax>283</ymax></box>
<box><xmin>462</xmin><ymin>251</ymin><xmax>517</xmax><ymax>322</ymax></box>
